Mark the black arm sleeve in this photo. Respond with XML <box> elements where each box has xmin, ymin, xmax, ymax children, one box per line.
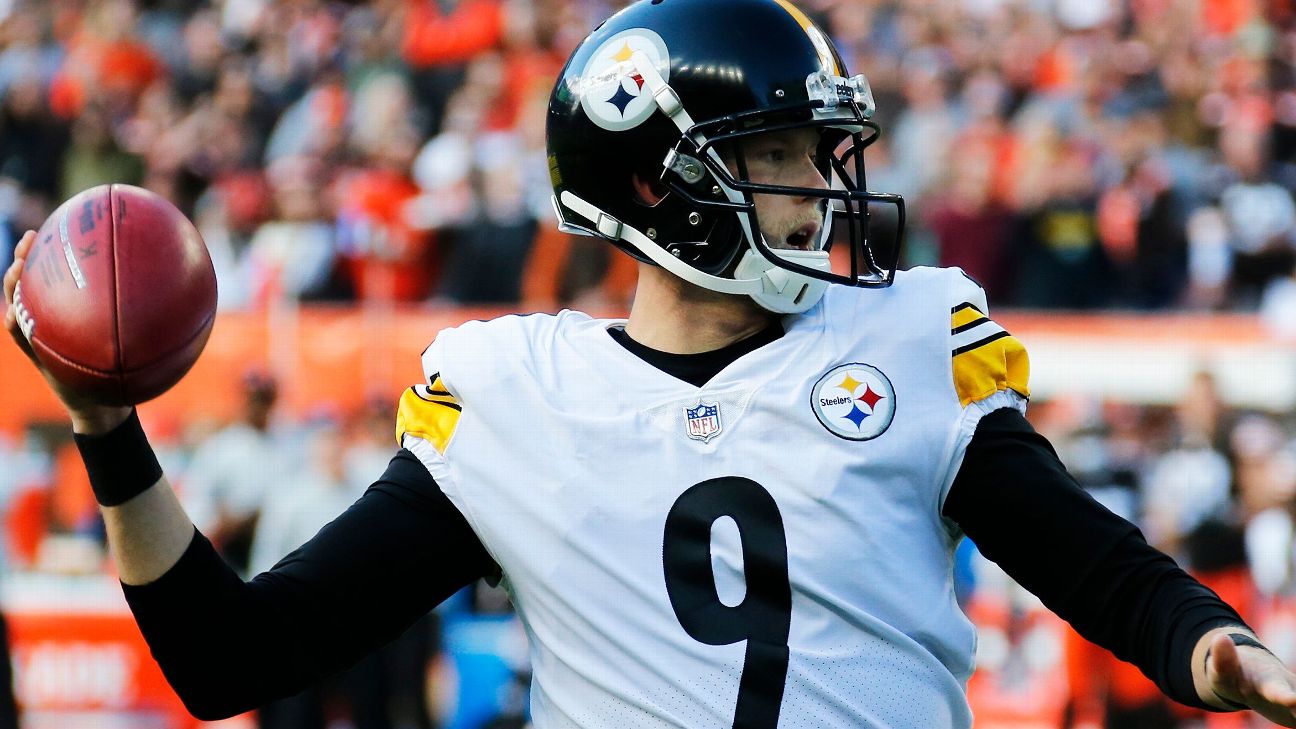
<box><xmin>942</xmin><ymin>408</ymin><xmax>1247</xmax><ymax>710</ymax></box>
<box><xmin>121</xmin><ymin>448</ymin><xmax>496</xmax><ymax>720</ymax></box>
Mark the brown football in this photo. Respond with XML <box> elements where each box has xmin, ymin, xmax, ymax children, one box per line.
<box><xmin>12</xmin><ymin>184</ymin><xmax>217</xmax><ymax>406</ymax></box>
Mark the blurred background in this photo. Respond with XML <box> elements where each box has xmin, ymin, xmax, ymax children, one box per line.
<box><xmin>3</xmin><ymin>0</ymin><xmax>1296</xmax><ymax>727</ymax></box>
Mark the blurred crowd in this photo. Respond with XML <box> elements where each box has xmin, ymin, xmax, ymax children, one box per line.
<box><xmin>5</xmin><ymin>0</ymin><xmax>1296</xmax><ymax>312</ymax></box>
<box><xmin>0</xmin><ymin>0</ymin><xmax>629</xmax><ymax>313</ymax></box>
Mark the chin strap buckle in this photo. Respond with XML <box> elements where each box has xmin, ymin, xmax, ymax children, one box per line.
<box><xmin>557</xmin><ymin>191</ymin><xmax>623</xmax><ymax>241</ymax></box>
<box><xmin>595</xmin><ymin>211</ymin><xmax>623</xmax><ymax>239</ymax></box>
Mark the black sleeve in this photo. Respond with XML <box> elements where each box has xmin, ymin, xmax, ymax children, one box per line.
<box><xmin>121</xmin><ymin>449</ymin><xmax>496</xmax><ymax>720</ymax></box>
<box><xmin>942</xmin><ymin>408</ymin><xmax>1247</xmax><ymax>710</ymax></box>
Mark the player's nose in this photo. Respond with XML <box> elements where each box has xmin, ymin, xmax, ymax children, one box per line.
<box><xmin>793</xmin><ymin>158</ymin><xmax>830</xmax><ymax>204</ymax></box>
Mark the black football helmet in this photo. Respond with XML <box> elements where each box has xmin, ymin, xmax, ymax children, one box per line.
<box><xmin>547</xmin><ymin>0</ymin><xmax>904</xmax><ymax>313</ymax></box>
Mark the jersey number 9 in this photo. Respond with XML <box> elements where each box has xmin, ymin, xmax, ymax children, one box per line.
<box><xmin>662</xmin><ymin>477</ymin><xmax>792</xmax><ymax>728</ymax></box>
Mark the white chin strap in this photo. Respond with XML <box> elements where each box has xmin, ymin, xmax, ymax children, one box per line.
<box><xmin>734</xmin><ymin>248</ymin><xmax>831</xmax><ymax>314</ymax></box>
<box><xmin>559</xmin><ymin>191</ymin><xmax>830</xmax><ymax>314</ymax></box>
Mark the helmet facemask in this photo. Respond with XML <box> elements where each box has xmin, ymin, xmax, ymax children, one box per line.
<box><xmin>661</xmin><ymin>105</ymin><xmax>905</xmax><ymax>311</ymax></box>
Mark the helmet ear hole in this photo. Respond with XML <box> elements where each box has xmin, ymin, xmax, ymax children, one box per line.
<box><xmin>631</xmin><ymin>173</ymin><xmax>669</xmax><ymax>206</ymax></box>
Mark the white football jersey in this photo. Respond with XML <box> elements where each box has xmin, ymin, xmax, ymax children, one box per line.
<box><xmin>396</xmin><ymin>266</ymin><xmax>1030</xmax><ymax>728</ymax></box>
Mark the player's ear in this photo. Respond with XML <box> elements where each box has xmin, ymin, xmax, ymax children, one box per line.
<box><xmin>631</xmin><ymin>172</ymin><xmax>667</xmax><ymax>207</ymax></box>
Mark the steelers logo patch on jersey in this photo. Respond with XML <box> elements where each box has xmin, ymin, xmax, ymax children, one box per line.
<box><xmin>577</xmin><ymin>29</ymin><xmax>670</xmax><ymax>131</ymax></box>
<box><xmin>810</xmin><ymin>363</ymin><xmax>896</xmax><ymax>441</ymax></box>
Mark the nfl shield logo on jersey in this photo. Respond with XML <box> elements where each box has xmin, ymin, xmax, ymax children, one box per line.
<box><xmin>684</xmin><ymin>402</ymin><xmax>722</xmax><ymax>443</ymax></box>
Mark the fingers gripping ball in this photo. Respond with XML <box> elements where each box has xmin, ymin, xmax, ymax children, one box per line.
<box><xmin>14</xmin><ymin>185</ymin><xmax>217</xmax><ymax>405</ymax></box>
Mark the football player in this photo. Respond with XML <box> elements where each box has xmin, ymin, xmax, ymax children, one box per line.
<box><xmin>7</xmin><ymin>0</ymin><xmax>1296</xmax><ymax>726</ymax></box>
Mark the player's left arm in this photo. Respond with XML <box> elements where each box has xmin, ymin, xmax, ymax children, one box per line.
<box><xmin>947</xmin><ymin>409</ymin><xmax>1296</xmax><ymax>722</ymax></box>
<box><xmin>940</xmin><ymin>273</ymin><xmax>1296</xmax><ymax>721</ymax></box>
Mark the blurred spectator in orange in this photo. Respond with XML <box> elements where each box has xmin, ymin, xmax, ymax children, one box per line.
<box><xmin>493</xmin><ymin>0</ymin><xmax>578</xmax><ymax>130</ymax></box>
<box><xmin>48</xmin><ymin>0</ymin><xmax>163</xmax><ymax>120</ymax></box>
<box><xmin>1066</xmin><ymin>623</ymin><xmax>1173</xmax><ymax>729</ymax></box>
<box><xmin>335</xmin><ymin>145</ymin><xmax>434</xmax><ymax>301</ymax></box>
<box><xmin>399</xmin><ymin>0</ymin><xmax>504</xmax><ymax>134</ymax></box>
<box><xmin>521</xmin><ymin>227</ymin><xmax>638</xmax><ymax>312</ymax></box>
<box><xmin>964</xmin><ymin>588</ymin><xmax>1071</xmax><ymax>729</ymax></box>
<box><xmin>335</xmin><ymin>70</ymin><xmax>436</xmax><ymax>302</ymax></box>
<box><xmin>401</xmin><ymin>0</ymin><xmax>504</xmax><ymax>68</ymax></box>
<box><xmin>0</xmin><ymin>430</ymin><xmax>50</xmax><ymax>570</ymax></box>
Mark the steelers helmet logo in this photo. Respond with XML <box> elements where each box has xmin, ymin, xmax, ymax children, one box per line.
<box><xmin>578</xmin><ymin>29</ymin><xmax>670</xmax><ymax>132</ymax></box>
<box><xmin>811</xmin><ymin>363</ymin><xmax>896</xmax><ymax>441</ymax></box>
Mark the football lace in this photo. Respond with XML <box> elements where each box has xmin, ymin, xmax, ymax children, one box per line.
<box><xmin>12</xmin><ymin>281</ymin><xmax>34</xmax><ymax>341</ymax></box>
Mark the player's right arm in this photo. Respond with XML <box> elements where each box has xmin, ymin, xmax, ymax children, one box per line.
<box><xmin>5</xmin><ymin>231</ymin><xmax>497</xmax><ymax>720</ymax></box>
<box><xmin>5</xmin><ymin>230</ymin><xmax>188</xmax><ymax>582</ymax></box>
<box><xmin>121</xmin><ymin>448</ymin><xmax>494</xmax><ymax>719</ymax></box>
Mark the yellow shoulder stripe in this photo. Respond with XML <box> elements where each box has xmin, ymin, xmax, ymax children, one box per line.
<box><xmin>950</xmin><ymin>302</ymin><xmax>1029</xmax><ymax>407</ymax></box>
<box><xmin>395</xmin><ymin>376</ymin><xmax>462</xmax><ymax>453</ymax></box>
<box><xmin>952</xmin><ymin>332</ymin><xmax>1030</xmax><ymax>407</ymax></box>
<box><xmin>951</xmin><ymin>302</ymin><xmax>986</xmax><ymax>331</ymax></box>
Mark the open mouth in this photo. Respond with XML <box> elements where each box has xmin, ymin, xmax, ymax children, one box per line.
<box><xmin>784</xmin><ymin>222</ymin><xmax>820</xmax><ymax>250</ymax></box>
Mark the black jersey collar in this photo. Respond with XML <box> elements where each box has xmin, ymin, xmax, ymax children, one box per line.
<box><xmin>606</xmin><ymin>321</ymin><xmax>785</xmax><ymax>388</ymax></box>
